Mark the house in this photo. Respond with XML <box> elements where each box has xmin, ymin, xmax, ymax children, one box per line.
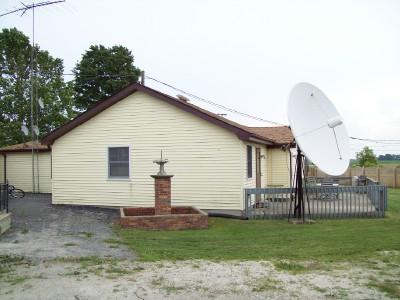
<box><xmin>0</xmin><ymin>141</ymin><xmax>52</xmax><ymax>193</ymax></box>
<box><xmin>5</xmin><ymin>83</ymin><xmax>294</xmax><ymax>213</ymax></box>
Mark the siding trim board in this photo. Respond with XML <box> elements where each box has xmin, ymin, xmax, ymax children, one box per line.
<box><xmin>41</xmin><ymin>83</ymin><xmax>276</xmax><ymax>146</ymax></box>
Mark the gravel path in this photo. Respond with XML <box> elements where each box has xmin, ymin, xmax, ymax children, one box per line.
<box><xmin>0</xmin><ymin>193</ymin><xmax>134</xmax><ymax>260</ymax></box>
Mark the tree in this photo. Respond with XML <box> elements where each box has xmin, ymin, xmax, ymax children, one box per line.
<box><xmin>356</xmin><ymin>146</ymin><xmax>378</xmax><ymax>167</ymax></box>
<box><xmin>73</xmin><ymin>45</ymin><xmax>141</xmax><ymax>111</ymax></box>
<box><xmin>0</xmin><ymin>28</ymin><xmax>75</xmax><ymax>147</ymax></box>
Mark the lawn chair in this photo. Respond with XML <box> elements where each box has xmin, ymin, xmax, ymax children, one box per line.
<box><xmin>319</xmin><ymin>178</ymin><xmax>339</xmax><ymax>200</ymax></box>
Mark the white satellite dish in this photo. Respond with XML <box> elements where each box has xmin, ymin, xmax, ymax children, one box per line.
<box><xmin>288</xmin><ymin>82</ymin><xmax>350</xmax><ymax>176</ymax></box>
<box><xmin>21</xmin><ymin>124</ymin><xmax>29</xmax><ymax>136</ymax></box>
<box><xmin>286</xmin><ymin>82</ymin><xmax>350</xmax><ymax>221</ymax></box>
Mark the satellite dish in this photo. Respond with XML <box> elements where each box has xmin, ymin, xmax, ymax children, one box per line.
<box><xmin>287</xmin><ymin>82</ymin><xmax>350</xmax><ymax>176</ymax></box>
<box><xmin>286</xmin><ymin>82</ymin><xmax>350</xmax><ymax>221</ymax></box>
<box><xmin>38</xmin><ymin>98</ymin><xmax>44</xmax><ymax>109</ymax></box>
<box><xmin>21</xmin><ymin>124</ymin><xmax>29</xmax><ymax>136</ymax></box>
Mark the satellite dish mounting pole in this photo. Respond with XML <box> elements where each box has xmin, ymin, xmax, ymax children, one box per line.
<box><xmin>292</xmin><ymin>146</ymin><xmax>306</xmax><ymax>222</ymax></box>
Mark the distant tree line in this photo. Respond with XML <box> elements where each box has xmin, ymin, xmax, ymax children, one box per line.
<box><xmin>378</xmin><ymin>154</ymin><xmax>400</xmax><ymax>161</ymax></box>
<box><xmin>0</xmin><ymin>28</ymin><xmax>141</xmax><ymax>147</ymax></box>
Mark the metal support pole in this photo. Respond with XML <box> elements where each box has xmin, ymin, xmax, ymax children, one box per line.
<box><xmin>293</xmin><ymin>147</ymin><xmax>304</xmax><ymax>220</ymax></box>
<box><xmin>31</xmin><ymin>3</ymin><xmax>35</xmax><ymax>193</ymax></box>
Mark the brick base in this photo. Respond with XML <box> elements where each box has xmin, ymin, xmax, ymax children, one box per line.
<box><xmin>119</xmin><ymin>206</ymin><xmax>208</xmax><ymax>230</ymax></box>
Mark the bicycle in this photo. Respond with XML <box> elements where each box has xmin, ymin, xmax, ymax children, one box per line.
<box><xmin>8</xmin><ymin>184</ymin><xmax>25</xmax><ymax>199</ymax></box>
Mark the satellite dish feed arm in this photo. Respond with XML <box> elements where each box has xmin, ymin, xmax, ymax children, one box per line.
<box><xmin>327</xmin><ymin>116</ymin><xmax>343</xmax><ymax>128</ymax></box>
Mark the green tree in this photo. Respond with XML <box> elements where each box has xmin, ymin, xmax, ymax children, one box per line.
<box><xmin>73</xmin><ymin>45</ymin><xmax>141</xmax><ymax>111</ymax></box>
<box><xmin>356</xmin><ymin>146</ymin><xmax>378</xmax><ymax>167</ymax></box>
<box><xmin>0</xmin><ymin>28</ymin><xmax>75</xmax><ymax>147</ymax></box>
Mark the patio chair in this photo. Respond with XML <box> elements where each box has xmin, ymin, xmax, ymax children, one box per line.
<box><xmin>320</xmin><ymin>178</ymin><xmax>339</xmax><ymax>200</ymax></box>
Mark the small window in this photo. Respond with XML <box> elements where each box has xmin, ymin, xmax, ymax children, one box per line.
<box><xmin>108</xmin><ymin>147</ymin><xmax>129</xmax><ymax>178</ymax></box>
<box><xmin>247</xmin><ymin>145</ymin><xmax>252</xmax><ymax>178</ymax></box>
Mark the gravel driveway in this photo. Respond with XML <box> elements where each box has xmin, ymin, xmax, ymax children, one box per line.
<box><xmin>0</xmin><ymin>194</ymin><xmax>135</xmax><ymax>260</ymax></box>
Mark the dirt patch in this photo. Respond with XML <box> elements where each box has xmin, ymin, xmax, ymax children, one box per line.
<box><xmin>1</xmin><ymin>258</ymin><xmax>398</xmax><ymax>300</ymax></box>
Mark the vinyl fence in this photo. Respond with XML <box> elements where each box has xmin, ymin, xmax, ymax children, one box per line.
<box><xmin>307</xmin><ymin>165</ymin><xmax>400</xmax><ymax>188</ymax></box>
<box><xmin>244</xmin><ymin>185</ymin><xmax>387</xmax><ymax>219</ymax></box>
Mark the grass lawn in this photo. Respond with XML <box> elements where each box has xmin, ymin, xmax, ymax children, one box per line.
<box><xmin>116</xmin><ymin>189</ymin><xmax>400</xmax><ymax>262</ymax></box>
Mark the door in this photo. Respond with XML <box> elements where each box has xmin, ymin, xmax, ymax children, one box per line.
<box><xmin>256</xmin><ymin>148</ymin><xmax>261</xmax><ymax>189</ymax></box>
<box><xmin>255</xmin><ymin>148</ymin><xmax>261</xmax><ymax>204</ymax></box>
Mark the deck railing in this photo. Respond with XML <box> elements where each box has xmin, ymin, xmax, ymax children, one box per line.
<box><xmin>0</xmin><ymin>184</ymin><xmax>8</xmax><ymax>213</ymax></box>
<box><xmin>244</xmin><ymin>185</ymin><xmax>387</xmax><ymax>219</ymax></box>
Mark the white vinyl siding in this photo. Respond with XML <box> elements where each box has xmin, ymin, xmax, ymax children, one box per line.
<box><xmin>5</xmin><ymin>152</ymin><xmax>52</xmax><ymax>193</ymax></box>
<box><xmin>52</xmin><ymin>91</ymin><xmax>244</xmax><ymax>210</ymax></box>
<box><xmin>266</xmin><ymin>148</ymin><xmax>291</xmax><ymax>187</ymax></box>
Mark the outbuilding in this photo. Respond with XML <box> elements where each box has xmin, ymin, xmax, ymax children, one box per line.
<box><xmin>0</xmin><ymin>141</ymin><xmax>52</xmax><ymax>193</ymax></box>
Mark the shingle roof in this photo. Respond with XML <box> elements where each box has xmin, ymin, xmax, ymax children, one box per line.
<box><xmin>41</xmin><ymin>82</ymin><xmax>294</xmax><ymax>147</ymax></box>
<box><xmin>0</xmin><ymin>141</ymin><xmax>50</xmax><ymax>153</ymax></box>
<box><xmin>247</xmin><ymin>126</ymin><xmax>294</xmax><ymax>145</ymax></box>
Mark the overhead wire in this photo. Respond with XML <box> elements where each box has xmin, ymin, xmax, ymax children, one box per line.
<box><xmin>350</xmin><ymin>137</ymin><xmax>400</xmax><ymax>143</ymax></box>
<box><xmin>63</xmin><ymin>73</ymin><xmax>286</xmax><ymax>126</ymax></box>
<box><xmin>63</xmin><ymin>73</ymin><xmax>399</xmax><ymax>142</ymax></box>
<box><xmin>144</xmin><ymin>76</ymin><xmax>286</xmax><ymax>126</ymax></box>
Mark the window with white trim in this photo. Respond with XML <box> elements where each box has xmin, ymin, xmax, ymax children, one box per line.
<box><xmin>108</xmin><ymin>147</ymin><xmax>129</xmax><ymax>178</ymax></box>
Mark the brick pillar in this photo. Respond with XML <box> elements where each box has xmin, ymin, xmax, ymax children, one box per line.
<box><xmin>151</xmin><ymin>175</ymin><xmax>173</xmax><ymax>215</ymax></box>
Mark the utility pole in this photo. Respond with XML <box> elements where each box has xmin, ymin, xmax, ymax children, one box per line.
<box><xmin>1</xmin><ymin>1</ymin><xmax>66</xmax><ymax>192</ymax></box>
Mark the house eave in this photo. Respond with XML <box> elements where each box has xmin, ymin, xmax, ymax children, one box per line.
<box><xmin>248</xmin><ymin>136</ymin><xmax>275</xmax><ymax>146</ymax></box>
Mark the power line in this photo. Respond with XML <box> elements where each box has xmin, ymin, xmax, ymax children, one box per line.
<box><xmin>63</xmin><ymin>73</ymin><xmax>135</xmax><ymax>78</ymax></box>
<box><xmin>145</xmin><ymin>76</ymin><xmax>285</xmax><ymax>126</ymax></box>
<box><xmin>350</xmin><ymin>143</ymin><xmax>400</xmax><ymax>148</ymax></box>
<box><xmin>350</xmin><ymin>136</ymin><xmax>400</xmax><ymax>143</ymax></box>
<box><xmin>63</xmin><ymin>73</ymin><xmax>286</xmax><ymax>126</ymax></box>
<box><xmin>65</xmin><ymin>73</ymin><xmax>398</xmax><ymax>138</ymax></box>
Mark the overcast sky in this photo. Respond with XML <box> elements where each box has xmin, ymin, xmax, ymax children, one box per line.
<box><xmin>1</xmin><ymin>0</ymin><xmax>399</xmax><ymax>157</ymax></box>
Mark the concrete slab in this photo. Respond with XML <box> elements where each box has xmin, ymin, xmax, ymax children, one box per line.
<box><xmin>0</xmin><ymin>212</ymin><xmax>11</xmax><ymax>235</ymax></box>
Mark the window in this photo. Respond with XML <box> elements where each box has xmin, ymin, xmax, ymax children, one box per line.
<box><xmin>247</xmin><ymin>145</ymin><xmax>252</xmax><ymax>178</ymax></box>
<box><xmin>108</xmin><ymin>147</ymin><xmax>129</xmax><ymax>178</ymax></box>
